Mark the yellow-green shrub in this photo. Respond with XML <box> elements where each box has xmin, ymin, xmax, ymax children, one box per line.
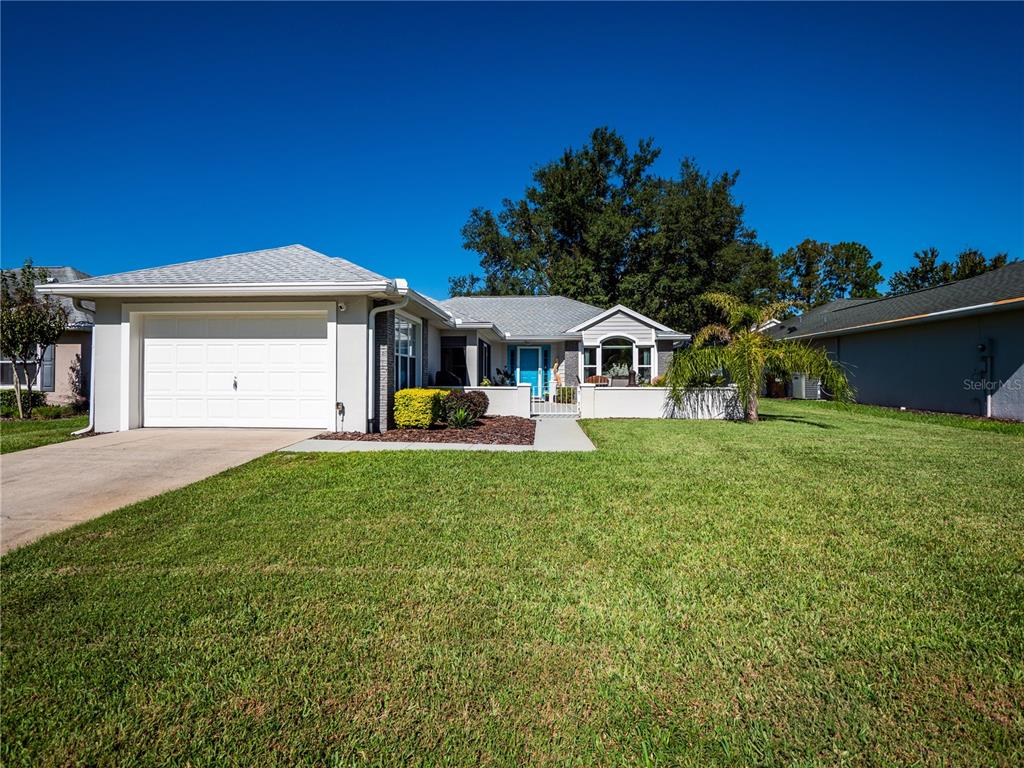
<box><xmin>393</xmin><ymin>388</ymin><xmax>448</xmax><ymax>428</ymax></box>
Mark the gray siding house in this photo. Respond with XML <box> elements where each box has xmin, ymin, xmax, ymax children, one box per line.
<box><xmin>770</xmin><ymin>262</ymin><xmax>1024</xmax><ymax>421</ymax></box>
<box><xmin>38</xmin><ymin>245</ymin><xmax>687</xmax><ymax>433</ymax></box>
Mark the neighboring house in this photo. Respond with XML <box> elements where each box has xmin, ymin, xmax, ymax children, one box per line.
<box><xmin>1</xmin><ymin>266</ymin><xmax>93</xmax><ymax>405</ymax></box>
<box><xmin>39</xmin><ymin>245</ymin><xmax>688</xmax><ymax>432</ymax></box>
<box><xmin>769</xmin><ymin>262</ymin><xmax>1024</xmax><ymax>420</ymax></box>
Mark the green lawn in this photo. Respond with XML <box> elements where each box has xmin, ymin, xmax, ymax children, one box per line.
<box><xmin>0</xmin><ymin>415</ymin><xmax>88</xmax><ymax>454</ymax></box>
<box><xmin>2</xmin><ymin>401</ymin><xmax>1022</xmax><ymax>766</ymax></box>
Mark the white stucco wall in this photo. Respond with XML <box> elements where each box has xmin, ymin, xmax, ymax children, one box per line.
<box><xmin>88</xmin><ymin>295</ymin><xmax>374</xmax><ymax>432</ymax></box>
<box><xmin>465</xmin><ymin>384</ymin><xmax>532</xmax><ymax>417</ymax></box>
<box><xmin>336</xmin><ymin>296</ymin><xmax>368</xmax><ymax>432</ymax></box>
<box><xmin>579</xmin><ymin>385</ymin><xmax>742</xmax><ymax>420</ymax></box>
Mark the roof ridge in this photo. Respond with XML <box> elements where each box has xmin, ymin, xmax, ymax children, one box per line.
<box><xmin>872</xmin><ymin>259</ymin><xmax>1024</xmax><ymax>302</ymax></box>
<box><xmin>66</xmin><ymin>244</ymin><xmax>320</xmax><ymax>283</ymax></box>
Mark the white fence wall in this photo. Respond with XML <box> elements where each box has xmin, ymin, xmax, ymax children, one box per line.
<box><xmin>579</xmin><ymin>385</ymin><xmax>742</xmax><ymax>420</ymax></box>
<box><xmin>442</xmin><ymin>384</ymin><xmax>532</xmax><ymax>418</ymax></box>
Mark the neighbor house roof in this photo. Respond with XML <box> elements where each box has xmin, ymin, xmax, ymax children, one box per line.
<box><xmin>2</xmin><ymin>265</ymin><xmax>94</xmax><ymax>329</ymax></box>
<box><xmin>770</xmin><ymin>261</ymin><xmax>1024</xmax><ymax>340</ymax></box>
<box><xmin>36</xmin><ymin>245</ymin><xmax>396</xmax><ymax>297</ymax></box>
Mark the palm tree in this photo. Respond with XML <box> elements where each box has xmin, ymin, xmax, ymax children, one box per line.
<box><xmin>667</xmin><ymin>292</ymin><xmax>853</xmax><ymax>422</ymax></box>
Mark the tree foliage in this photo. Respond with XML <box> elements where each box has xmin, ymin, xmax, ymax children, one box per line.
<box><xmin>888</xmin><ymin>247</ymin><xmax>1011</xmax><ymax>295</ymax></box>
<box><xmin>777</xmin><ymin>239</ymin><xmax>883</xmax><ymax>307</ymax></box>
<box><xmin>450</xmin><ymin>127</ymin><xmax>780</xmax><ymax>331</ymax></box>
<box><xmin>0</xmin><ymin>260</ymin><xmax>69</xmax><ymax>418</ymax></box>
<box><xmin>667</xmin><ymin>292</ymin><xmax>853</xmax><ymax>422</ymax></box>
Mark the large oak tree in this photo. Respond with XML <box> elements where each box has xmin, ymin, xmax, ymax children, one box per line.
<box><xmin>449</xmin><ymin>128</ymin><xmax>780</xmax><ymax>331</ymax></box>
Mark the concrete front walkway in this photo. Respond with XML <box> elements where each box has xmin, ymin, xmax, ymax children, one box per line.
<box><xmin>0</xmin><ymin>428</ymin><xmax>317</xmax><ymax>553</ymax></box>
<box><xmin>283</xmin><ymin>418</ymin><xmax>596</xmax><ymax>454</ymax></box>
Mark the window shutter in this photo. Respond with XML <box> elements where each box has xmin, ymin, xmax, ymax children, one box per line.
<box><xmin>41</xmin><ymin>344</ymin><xmax>56</xmax><ymax>392</ymax></box>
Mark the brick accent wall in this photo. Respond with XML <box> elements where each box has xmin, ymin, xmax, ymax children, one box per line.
<box><xmin>657</xmin><ymin>340</ymin><xmax>675</xmax><ymax>381</ymax></box>
<box><xmin>374</xmin><ymin>304</ymin><xmax>396</xmax><ymax>432</ymax></box>
<box><xmin>563</xmin><ymin>341</ymin><xmax>580</xmax><ymax>385</ymax></box>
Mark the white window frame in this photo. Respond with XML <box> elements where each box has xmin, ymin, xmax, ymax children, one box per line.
<box><xmin>394</xmin><ymin>311</ymin><xmax>422</xmax><ymax>391</ymax></box>
<box><xmin>578</xmin><ymin>335</ymin><xmax>658</xmax><ymax>384</ymax></box>
<box><xmin>0</xmin><ymin>348</ymin><xmax>51</xmax><ymax>391</ymax></box>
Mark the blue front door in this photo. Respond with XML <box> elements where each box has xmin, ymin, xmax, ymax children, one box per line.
<box><xmin>517</xmin><ymin>347</ymin><xmax>542</xmax><ymax>397</ymax></box>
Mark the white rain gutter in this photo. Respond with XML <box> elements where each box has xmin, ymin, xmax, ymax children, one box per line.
<box><xmin>71</xmin><ymin>297</ymin><xmax>95</xmax><ymax>436</ymax></box>
<box><xmin>366</xmin><ymin>279</ymin><xmax>409</xmax><ymax>432</ymax></box>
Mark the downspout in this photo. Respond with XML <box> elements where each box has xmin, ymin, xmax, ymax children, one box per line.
<box><xmin>71</xmin><ymin>298</ymin><xmax>95</xmax><ymax>435</ymax></box>
<box><xmin>366</xmin><ymin>280</ymin><xmax>409</xmax><ymax>432</ymax></box>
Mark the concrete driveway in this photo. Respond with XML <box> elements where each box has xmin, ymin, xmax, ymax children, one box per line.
<box><xmin>0</xmin><ymin>428</ymin><xmax>318</xmax><ymax>554</ymax></box>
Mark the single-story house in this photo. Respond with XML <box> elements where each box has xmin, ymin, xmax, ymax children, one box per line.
<box><xmin>1</xmin><ymin>266</ymin><xmax>93</xmax><ymax>405</ymax></box>
<box><xmin>768</xmin><ymin>261</ymin><xmax>1024</xmax><ymax>421</ymax></box>
<box><xmin>38</xmin><ymin>245</ymin><xmax>690</xmax><ymax>432</ymax></box>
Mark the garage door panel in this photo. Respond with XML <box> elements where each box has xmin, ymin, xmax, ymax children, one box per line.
<box><xmin>145</xmin><ymin>371</ymin><xmax>175</xmax><ymax>393</ymax></box>
<box><xmin>146</xmin><ymin>344</ymin><xmax>175</xmax><ymax>365</ymax></box>
<box><xmin>207</xmin><ymin>398</ymin><xmax>237</xmax><ymax>419</ymax></box>
<box><xmin>299</xmin><ymin>371</ymin><xmax>328</xmax><ymax>392</ymax></box>
<box><xmin>237</xmin><ymin>371</ymin><xmax>267</xmax><ymax>392</ymax></box>
<box><xmin>298</xmin><ymin>399</ymin><xmax>324</xmax><ymax>419</ymax></box>
<box><xmin>206</xmin><ymin>344</ymin><xmax>236</xmax><ymax>365</ymax></box>
<box><xmin>143</xmin><ymin>312</ymin><xmax>331</xmax><ymax>428</ymax></box>
<box><xmin>267</xmin><ymin>371</ymin><xmax>295</xmax><ymax>392</ymax></box>
<box><xmin>176</xmin><ymin>372</ymin><xmax>204</xmax><ymax>393</ymax></box>
<box><xmin>145</xmin><ymin>398</ymin><xmax>174</xmax><ymax>419</ymax></box>
<box><xmin>237</xmin><ymin>344</ymin><xmax>267</xmax><ymax>365</ymax></box>
<box><xmin>175</xmin><ymin>399</ymin><xmax>206</xmax><ymax>419</ymax></box>
<box><xmin>176</xmin><ymin>345</ymin><xmax>205</xmax><ymax>365</ymax></box>
<box><xmin>267</xmin><ymin>343</ymin><xmax>299</xmax><ymax>365</ymax></box>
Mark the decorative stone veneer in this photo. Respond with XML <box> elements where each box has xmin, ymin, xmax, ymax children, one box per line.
<box><xmin>656</xmin><ymin>340</ymin><xmax>676</xmax><ymax>380</ymax></box>
<box><xmin>563</xmin><ymin>341</ymin><xmax>579</xmax><ymax>386</ymax></box>
<box><xmin>374</xmin><ymin>304</ymin><xmax>396</xmax><ymax>432</ymax></box>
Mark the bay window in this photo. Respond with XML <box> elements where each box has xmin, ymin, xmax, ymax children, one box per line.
<box><xmin>580</xmin><ymin>338</ymin><xmax>656</xmax><ymax>385</ymax></box>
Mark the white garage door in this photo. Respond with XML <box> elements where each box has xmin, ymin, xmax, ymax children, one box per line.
<box><xmin>143</xmin><ymin>313</ymin><xmax>331</xmax><ymax>428</ymax></box>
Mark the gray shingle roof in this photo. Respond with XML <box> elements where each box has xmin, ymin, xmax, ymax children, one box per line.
<box><xmin>439</xmin><ymin>295</ymin><xmax>607</xmax><ymax>337</ymax></box>
<box><xmin>770</xmin><ymin>261</ymin><xmax>1024</xmax><ymax>340</ymax></box>
<box><xmin>2</xmin><ymin>265</ymin><xmax>94</xmax><ymax>328</ymax></box>
<box><xmin>59</xmin><ymin>245</ymin><xmax>387</xmax><ymax>286</ymax></box>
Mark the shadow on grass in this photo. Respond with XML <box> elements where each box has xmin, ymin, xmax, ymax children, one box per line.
<box><xmin>758</xmin><ymin>414</ymin><xmax>837</xmax><ymax>429</ymax></box>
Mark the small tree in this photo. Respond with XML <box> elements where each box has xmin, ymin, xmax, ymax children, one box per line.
<box><xmin>667</xmin><ymin>292</ymin><xmax>853</xmax><ymax>422</ymax></box>
<box><xmin>0</xmin><ymin>260</ymin><xmax>69</xmax><ymax>419</ymax></box>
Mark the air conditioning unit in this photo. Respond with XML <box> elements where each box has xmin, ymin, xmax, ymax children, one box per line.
<box><xmin>792</xmin><ymin>373</ymin><xmax>821</xmax><ymax>400</ymax></box>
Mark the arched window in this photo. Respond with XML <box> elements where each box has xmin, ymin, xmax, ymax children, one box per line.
<box><xmin>601</xmin><ymin>337</ymin><xmax>634</xmax><ymax>379</ymax></box>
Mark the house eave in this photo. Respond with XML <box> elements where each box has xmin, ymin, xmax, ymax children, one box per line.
<box><xmin>566</xmin><ymin>303</ymin><xmax>679</xmax><ymax>334</ymax></box>
<box><xmin>36</xmin><ymin>280</ymin><xmax>398</xmax><ymax>299</ymax></box>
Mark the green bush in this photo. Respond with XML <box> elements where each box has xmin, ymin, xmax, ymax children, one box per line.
<box><xmin>448</xmin><ymin>407</ymin><xmax>473</xmax><ymax>429</ymax></box>
<box><xmin>442</xmin><ymin>390</ymin><xmax>488</xmax><ymax>424</ymax></box>
<box><xmin>393</xmin><ymin>388</ymin><xmax>448</xmax><ymax>428</ymax></box>
<box><xmin>0</xmin><ymin>389</ymin><xmax>48</xmax><ymax>418</ymax></box>
<box><xmin>32</xmin><ymin>404</ymin><xmax>77</xmax><ymax>420</ymax></box>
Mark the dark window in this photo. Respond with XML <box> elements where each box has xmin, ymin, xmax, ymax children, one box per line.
<box><xmin>478</xmin><ymin>340</ymin><xmax>491</xmax><ymax>383</ymax></box>
<box><xmin>440</xmin><ymin>346</ymin><xmax>468</xmax><ymax>385</ymax></box>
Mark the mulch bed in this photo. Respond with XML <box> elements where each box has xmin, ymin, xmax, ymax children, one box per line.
<box><xmin>315</xmin><ymin>415</ymin><xmax>536</xmax><ymax>445</ymax></box>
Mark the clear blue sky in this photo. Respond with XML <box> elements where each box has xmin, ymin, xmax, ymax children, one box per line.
<box><xmin>2</xmin><ymin>2</ymin><xmax>1022</xmax><ymax>298</ymax></box>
